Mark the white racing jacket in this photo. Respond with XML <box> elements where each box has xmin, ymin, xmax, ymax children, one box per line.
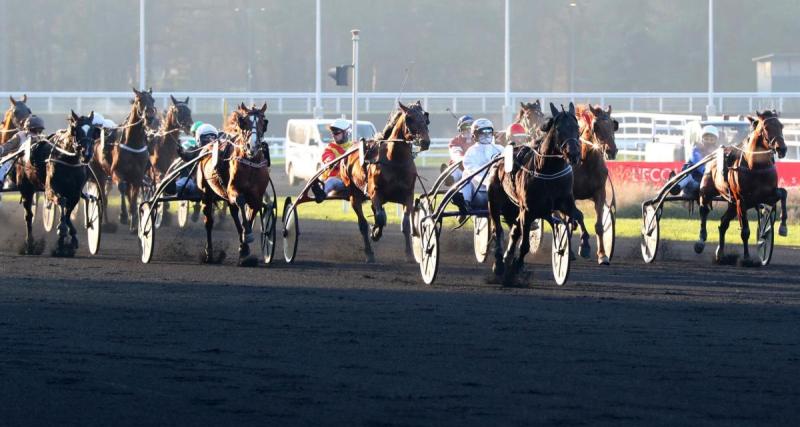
<box><xmin>463</xmin><ymin>141</ymin><xmax>503</xmax><ymax>190</ymax></box>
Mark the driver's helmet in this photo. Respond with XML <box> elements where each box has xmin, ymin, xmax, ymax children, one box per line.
<box><xmin>700</xmin><ymin>125</ymin><xmax>719</xmax><ymax>147</ymax></box>
<box><xmin>195</xmin><ymin>123</ymin><xmax>218</xmax><ymax>146</ymax></box>
<box><xmin>23</xmin><ymin>115</ymin><xmax>45</xmax><ymax>132</ymax></box>
<box><xmin>456</xmin><ymin>115</ymin><xmax>474</xmax><ymax>132</ymax></box>
<box><xmin>91</xmin><ymin>113</ymin><xmax>105</xmax><ymax>127</ymax></box>
<box><xmin>328</xmin><ymin>118</ymin><xmax>351</xmax><ymax>142</ymax></box>
<box><xmin>190</xmin><ymin>121</ymin><xmax>204</xmax><ymax>135</ymax></box>
<box><xmin>471</xmin><ymin>118</ymin><xmax>494</xmax><ymax>140</ymax></box>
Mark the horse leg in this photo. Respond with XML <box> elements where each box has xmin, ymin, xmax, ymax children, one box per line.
<box><xmin>66</xmin><ymin>205</ymin><xmax>79</xmax><ymax>250</ymax></box>
<box><xmin>201</xmin><ymin>198</ymin><xmax>215</xmax><ymax>263</ymax></box>
<box><xmin>128</xmin><ymin>185</ymin><xmax>140</xmax><ymax>233</ymax></box>
<box><xmin>572</xmin><ymin>206</ymin><xmax>590</xmax><ymax>260</ymax></box>
<box><xmin>235</xmin><ymin>195</ymin><xmax>254</xmax><ymax>245</ymax></box>
<box><xmin>715</xmin><ymin>204</ymin><xmax>737</xmax><ymax>263</ymax></box>
<box><xmin>118</xmin><ymin>181</ymin><xmax>129</xmax><ymax>224</ymax></box>
<box><xmin>55</xmin><ymin>197</ymin><xmax>70</xmax><ymax>255</ymax></box>
<box><xmin>501</xmin><ymin>216</ymin><xmax>523</xmax><ymax>287</ymax></box>
<box><xmin>592</xmin><ymin>193</ymin><xmax>609</xmax><ymax>265</ymax></box>
<box><xmin>737</xmin><ymin>200</ymin><xmax>753</xmax><ymax>266</ymax></box>
<box><xmin>489</xmin><ymin>195</ymin><xmax>506</xmax><ymax>278</ymax></box>
<box><xmin>777</xmin><ymin>188</ymin><xmax>788</xmax><ymax>236</ymax></box>
<box><xmin>508</xmin><ymin>213</ymin><xmax>534</xmax><ymax>287</ymax></box>
<box><xmin>401</xmin><ymin>198</ymin><xmax>414</xmax><ymax>262</ymax></box>
<box><xmin>370</xmin><ymin>195</ymin><xmax>387</xmax><ymax>242</ymax></box>
<box><xmin>351</xmin><ymin>196</ymin><xmax>375</xmax><ymax>263</ymax></box>
<box><xmin>21</xmin><ymin>191</ymin><xmax>36</xmax><ymax>254</ymax></box>
<box><xmin>695</xmin><ymin>203</ymin><xmax>711</xmax><ymax>254</ymax></box>
<box><xmin>227</xmin><ymin>200</ymin><xmax>248</xmax><ymax>260</ymax></box>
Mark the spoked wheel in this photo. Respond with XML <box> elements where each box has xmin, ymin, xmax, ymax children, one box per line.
<box><xmin>141</xmin><ymin>184</ymin><xmax>163</xmax><ymax>229</ymax></box>
<box><xmin>473</xmin><ymin>216</ymin><xmax>490</xmax><ymax>263</ymax></box>
<box><xmin>529</xmin><ymin>219</ymin><xmax>544</xmax><ymax>254</ymax></box>
<box><xmin>177</xmin><ymin>200</ymin><xmax>189</xmax><ymax>228</ymax></box>
<box><xmin>602</xmin><ymin>203</ymin><xmax>616</xmax><ymax>261</ymax></box>
<box><xmin>419</xmin><ymin>217</ymin><xmax>440</xmax><ymax>285</ymax></box>
<box><xmin>42</xmin><ymin>197</ymin><xmax>57</xmax><ymax>232</ymax></box>
<box><xmin>138</xmin><ymin>202</ymin><xmax>156</xmax><ymax>264</ymax></box>
<box><xmin>259</xmin><ymin>180</ymin><xmax>278</xmax><ymax>265</ymax></box>
<box><xmin>282</xmin><ymin>197</ymin><xmax>299</xmax><ymax>263</ymax></box>
<box><xmin>551</xmin><ymin>220</ymin><xmax>571</xmax><ymax>286</ymax></box>
<box><xmin>641</xmin><ymin>204</ymin><xmax>660</xmax><ymax>263</ymax></box>
<box><xmin>757</xmin><ymin>204</ymin><xmax>776</xmax><ymax>266</ymax></box>
<box><xmin>411</xmin><ymin>198</ymin><xmax>430</xmax><ymax>264</ymax></box>
<box><xmin>83</xmin><ymin>180</ymin><xmax>103</xmax><ymax>255</ymax></box>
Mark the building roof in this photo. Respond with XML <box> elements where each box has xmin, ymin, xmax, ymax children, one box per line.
<box><xmin>752</xmin><ymin>53</ymin><xmax>800</xmax><ymax>63</ymax></box>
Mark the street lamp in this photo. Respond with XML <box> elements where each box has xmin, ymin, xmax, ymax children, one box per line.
<box><xmin>569</xmin><ymin>1</ymin><xmax>577</xmax><ymax>94</ymax></box>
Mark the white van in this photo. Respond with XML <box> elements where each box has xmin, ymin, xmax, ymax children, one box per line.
<box><xmin>284</xmin><ymin>119</ymin><xmax>378</xmax><ymax>185</ymax></box>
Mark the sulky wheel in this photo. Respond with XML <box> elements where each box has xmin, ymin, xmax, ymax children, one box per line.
<box><xmin>473</xmin><ymin>216</ymin><xmax>491</xmax><ymax>263</ymax></box>
<box><xmin>177</xmin><ymin>200</ymin><xmax>189</xmax><ymax>228</ymax></box>
<box><xmin>83</xmin><ymin>180</ymin><xmax>103</xmax><ymax>255</ymax></box>
<box><xmin>138</xmin><ymin>201</ymin><xmax>156</xmax><ymax>264</ymax></box>
<box><xmin>602</xmin><ymin>203</ymin><xmax>616</xmax><ymax>261</ymax></box>
<box><xmin>529</xmin><ymin>218</ymin><xmax>544</xmax><ymax>254</ymax></box>
<box><xmin>282</xmin><ymin>197</ymin><xmax>299</xmax><ymax>263</ymax></box>
<box><xmin>259</xmin><ymin>180</ymin><xmax>278</xmax><ymax>265</ymax></box>
<box><xmin>756</xmin><ymin>204</ymin><xmax>776</xmax><ymax>266</ymax></box>
<box><xmin>641</xmin><ymin>204</ymin><xmax>660</xmax><ymax>264</ymax></box>
<box><xmin>42</xmin><ymin>197</ymin><xmax>57</xmax><ymax>232</ymax></box>
<box><xmin>411</xmin><ymin>198</ymin><xmax>430</xmax><ymax>264</ymax></box>
<box><xmin>551</xmin><ymin>219</ymin><xmax>571</xmax><ymax>286</ymax></box>
<box><xmin>419</xmin><ymin>216</ymin><xmax>440</xmax><ymax>285</ymax></box>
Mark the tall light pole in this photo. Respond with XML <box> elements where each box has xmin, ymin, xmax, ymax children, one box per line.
<box><xmin>314</xmin><ymin>0</ymin><xmax>323</xmax><ymax>118</ymax></box>
<box><xmin>502</xmin><ymin>0</ymin><xmax>512</xmax><ymax>127</ymax></box>
<box><xmin>352</xmin><ymin>30</ymin><xmax>362</xmax><ymax>164</ymax></box>
<box><xmin>569</xmin><ymin>1</ymin><xmax>576</xmax><ymax>94</ymax></box>
<box><xmin>706</xmin><ymin>0</ymin><xmax>716</xmax><ymax>115</ymax></box>
<box><xmin>139</xmin><ymin>0</ymin><xmax>146</xmax><ymax>90</ymax></box>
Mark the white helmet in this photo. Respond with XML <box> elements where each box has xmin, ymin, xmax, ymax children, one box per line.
<box><xmin>195</xmin><ymin>123</ymin><xmax>218</xmax><ymax>141</ymax></box>
<box><xmin>701</xmin><ymin>125</ymin><xmax>719</xmax><ymax>139</ymax></box>
<box><xmin>102</xmin><ymin>118</ymin><xmax>117</xmax><ymax>129</ymax></box>
<box><xmin>91</xmin><ymin>112</ymin><xmax>105</xmax><ymax>127</ymax></box>
<box><xmin>329</xmin><ymin>118</ymin><xmax>351</xmax><ymax>132</ymax></box>
<box><xmin>471</xmin><ymin>118</ymin><xmax>494</xmax><ymax>136</ymax></box>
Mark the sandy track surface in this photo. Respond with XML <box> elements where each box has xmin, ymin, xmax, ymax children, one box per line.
<box><xmin>1</xmin><ymin>199</ymin><xmax>799</xmax><ymax>426</ymax></box>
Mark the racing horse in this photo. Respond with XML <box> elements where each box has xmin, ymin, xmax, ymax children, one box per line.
<box><xmin>696</xmin><ymin>109</ymin><xmax>788</xmax><ymax>265</ymax></box>
<box><xmin>91</xmin><ymin>88</ymin><xmax>158</xmax><ymax>231</ymax></box>
<box><xmin>496</xmin><ymin>100</ymin><xmax>546</xmax><ymax>145</ymax></box>
<box><xmin>488</xmin><ymin>102</ymin><xmax>582</xmax><ymax>286</ymax></box>
<box><xmin>571</xmin><ymin>104</ymin><xmax>619</xmax><ymax>264</ymax></box>
<box><xmin>340</xmin><ymin>100</ymin><xmax>431</xmax><ymax>263</ymax></box>
<box><xmin>197</xmin><ymin>102</ymin><xmax>269</xmax><ymax>265</ymax></box>
<box><xmin>1</xmin><ymin>95</ymin><xmax>31</xmax><ymax>146</ymax></box>
<box><xmin>148</xmin><ymin>95</ymin><xmax>193</xmax><ymax>223</ymax></box>
<box><xmin>44</xmin><ymin>112</ymin><xmax>99</xmax><ymax>256</ymax></box>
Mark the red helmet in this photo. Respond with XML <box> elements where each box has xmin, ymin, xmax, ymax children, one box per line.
<box><xmin>507</xmin><ymin>123</ymin><xmax>527</xmax><ymax>136</ymax></box>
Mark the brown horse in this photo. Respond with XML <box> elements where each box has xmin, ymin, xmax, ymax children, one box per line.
<box><xmin>197</xmin><ymin>103</ymin><xmax>270</xmax><ymax>265</ymax></box>
<box><xmin>91</xmin><ymin>88</ymin><xmax>158</xmax><ymax>231</ymax></box>
<box><xmin>488</xmin><ymin>102</ymin><xmax>582</xmax><ymax>286</ymax></box>
<box><xmin>496</xmin><ymin>100</ymin><xmax>546</xmax><ymax>145</ymax></box>
<box><xmin>44</xmin><ymin>112</ymin><xmax>99</xmax><ymax>256</ymax></box>
<box><xmin>1</xmin><ymin>95</ymin><xmax>32</xmax><ymax>152</ymax></box>
<box><xmin>149</xmin><ymin>95</ymin><xmax>193</xmax><ymax>183</ymax></box>
<box><xmin>571</xmin><ymin>104</ymin><xmax>619</xmax><ymax>264</ymax></box>
<box><xmin>339</xmin><ymin>101</ymin><xmax>431</xmax><ymax>263</ymax></box>
<box><xmin>696</xmin><ymin>110</ymin><xmax>788</xmax><ymax>265</ymax></box>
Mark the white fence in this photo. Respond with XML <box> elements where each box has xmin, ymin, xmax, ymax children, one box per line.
<box><xmin>5</xmin><ymin>91</ymin><xmax>800</xmax><ymax>116</ymax></box>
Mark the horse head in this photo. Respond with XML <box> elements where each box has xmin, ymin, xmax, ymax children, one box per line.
<box><xmin>235</xmin><ymin>102</ymin><xmax>269</xmax><ymax>157</ymax></box>
<box><xmin>397</xmin><ymin>100</ymin><xmax>431</xmax><ymax>150</ymax></box>
<box><xmin>518</xmin><ymin>100</ymin><xmax>545</xmax><ymax>135</ymax></box>
<box><xmin>748</xmin><ymin>110</ymin><xmax>786</xmax><ymax>159</ymax></box>
<box><xmin>167</xmin><ymin>95</ymin><xmax>194</xmax><ymax>134</ymax></box>
<box><xmin>132</xmin><ymin>87</ymin><xmax>159</xmax><ymax>128</ymax></box>
<box><xmin>587</xmin><ymin>104</ymin><xmax>619</xmax><ymax>160</ymax></box>
<box><xmin>8</xmin><ymin>94</ymin><xmax>32</xmax><ymax>128</ymax></box>
<box><xmin>69</xmin><ymin>110</ymin><xmax>100</xmax><ymax>163</ymax></box>
<box><xmin>540</xmin><ymin>102</ymin><xmax>581</xmax><ymax>167</ymax></box>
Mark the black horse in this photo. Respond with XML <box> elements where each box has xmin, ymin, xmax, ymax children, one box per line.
<box><xmin>488</xmin><ymin>102</ymin><xmax>582</xmax><ymax>286</ymax></box>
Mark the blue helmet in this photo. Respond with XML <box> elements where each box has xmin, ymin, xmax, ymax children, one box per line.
<box><xmin>456</xmin><ymin>115</ymin><xmax>474</xmax><ymax>131</ymax></box>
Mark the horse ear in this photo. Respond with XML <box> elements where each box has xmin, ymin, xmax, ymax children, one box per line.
<box><xmin>170</xmin><ymin>95</ymin><xmax>178</xmax><ymax>105</ymax></box>
<box><xmin>148</xmin><ymin>87</ymin><xmax>153</xmax><ymax>94</ymax></box>
<box><xmin>260</xmin><ymin>102</ymin><xmax>268</xmax><ymax>113</ymax></box>
<box><xmin>549</xmin><ymin>102</ymin><xmax>559</xmax><ymax>117</ymax></box>
<box><xmin>606</xmin><ymin>104</ymin><xmax>612</xmax><ymax>115</ymax></box>
<box><xmin>239</xmin><ymin>102</ymin><xmax>247</xmax><ymax>111</ymax></box>
<box><xmin>21</xmin><ymin>94</ymin><xmax>27</xmax><ymax>103</ymax></box>
<box><xmin>747</xmin><ymin>116</ymin><xmax>758</xmax><ymax>129</ymax></box>
<box><xmin>89</xmin><ymin>111</ymin><xmax>95</xmax><ymax>121</ymax></box>
<box><xmin>70</xmin><ymin>110</ymin><xmax>79</xmax><ymax>122</ymax></box>
<box><xmin>520</xmin><ymin>101</ymin><xmax>525</xmax><ymax>108</ymax></box>
<box><xmin>184</xmin><ymin>96</ymin><xmax>190</xmax><ymax>104</ymax></box>
<box><xmin>132</xmin><ymin>87</ymin><xmax>140</xmax><ymax>96</ymax></box>
<box><xmin>398</xmin><ymin>102</ymin><xmax>409</xmax><ymax>112</ymax></box>
<box><xmin>9</xmin><ymin>96</ymin><xmax>15</xmax><ymax>105</ymax></box>
<box><xmin>568</xmin><ymin>102</ymin><xmax>576</xmax><ymax>115</ymax></box>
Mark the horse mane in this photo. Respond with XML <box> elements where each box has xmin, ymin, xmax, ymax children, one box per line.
<box><xmin>575</xmin><ymin>104</ymin><xmax>595</xmax><ymax>132</ymax></box>
<box><xmin>0</xmin><ymin>108</ymin><xmax>14</xmax><ymax>144</ymax></box>
<box><xmin>381</xmin><ymin>110</ymin><xmax>403</xmax><ymax>140</ymax></box>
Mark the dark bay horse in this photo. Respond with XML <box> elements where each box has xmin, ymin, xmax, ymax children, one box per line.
<box><xmin>340</xmin><ymin>101</ymin><xmax>431</xmax><ymax>263</ymax></box>
<box><xmin>696</xmin><ymin>110</ymin><xmax>788</xmax><ymax>265</ymax></box>
<box><xmin>150</xmin><ymin>95</ymin><xmax>193</xmax><ymax>183</ymax></box>
<box><xmin>1</xmin><ymin>95</ymin><xmax>31</xmax><ymax>146</ymax></box>
<box><xmin>571</xmin><ymin>104</ymin><xmax>619</xmax><ymax>264</ymax></box>
<box><xmin>44</xmin><ymin>112</ymin><xmax>99</xmax><ymax>256</ymax></box>
<box><xmin>91</xmin><ymin>88</ymin><xmax>158</xmax><ymax>231</ymax></box>
<box><xmin>197</xmin><ymin>103</ymin><xmax>270</xmax><ymax>265</ymax></box>
<box><xmin>488</xmin><ymin>102</ymin><xmax>582</xmax><ymax>286</ymax></box>
<box><xmin>496</xmin><ymin>100</ymin><xmax>545</xmax><ymax>145</ymax></box>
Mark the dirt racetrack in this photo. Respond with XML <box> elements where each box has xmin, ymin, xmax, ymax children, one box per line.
<box><xmin>1</xmin><ymin>191</ymin><xmax>799</xmax><ymax>426</ymax></box>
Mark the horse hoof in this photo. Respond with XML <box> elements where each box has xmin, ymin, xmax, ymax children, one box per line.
<box><xmin>597</xmin><ymin>255</ymin><xmax>609</xmax><ymax>265</ymax></box>
<box><xmin>371</xmin><ymin>227</ymin><xmax>383</xmax><ymax>242</ymax></box>
<box><xmin>244</xmin><ymin>233</ymin><xmax>255</xmax><ymax>244</ymax></box>
<box><xmin>238</xmin><ymin>255</ymin><xmax>259</xmax><ymax>267</ymax></box>
<box><xmin>738</xmin><ymin>256</ymin><xmax>760</xmax><ymax>268</ymax></box>
<box><xmin>694</xmin><ymin>241</ymin><xmax>705</xmax><ymax>254</ymax></box>
<box><xmin>779</xmin><ymin>224</ymin><xmax>788</xmax><ymax>237</ymax></box>
<box><xmin>365</xmin><ymin>254</ymin><xmax>376</xmax><ymax>264</ymax></box>
<box><xmin>579</xmin><ymin>243</ymin><xmax>591</xmax><ymax>259</ymax></box>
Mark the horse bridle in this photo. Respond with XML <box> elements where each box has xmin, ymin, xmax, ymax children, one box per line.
<box><xmin>758</xmin><ymin>116</ymin><xmax>784</xmax><ymax>152</ymax></box>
